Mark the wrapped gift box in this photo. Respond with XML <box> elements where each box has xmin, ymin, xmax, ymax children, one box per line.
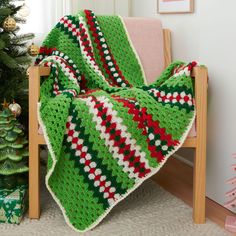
<box><xmin>0</xmin><ymin>185</ymin><xmax>28</xmax><ymax>224</ymax></box>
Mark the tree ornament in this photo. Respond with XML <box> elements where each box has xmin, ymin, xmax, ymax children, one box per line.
<box><xmin>18</xmin><ymin>4</ymin><xmax>30</xmax><ymax>17</ymax></box>
<box><xmin>28</xmin><ymin>43</ymin><xmax>39</xmax><ymax>57</ymax></box>
<box><xmin>9</xmin><ymin>101</ymin><xmax>22</xmax><ymax>117</ymax></box>
<box><xmin>0</xmin><ymin>107</ymin><xmax>29</xmax><ymax>189</ymax></box>
<box><xmin>0</xmin><ymin>28</ymin><xmax>4</xmax><ymax>33</ymax></box>
<box><xmin>3</xmin><ymin>16</ymin><xmax>16</xmax><ymax>32</ymax></box>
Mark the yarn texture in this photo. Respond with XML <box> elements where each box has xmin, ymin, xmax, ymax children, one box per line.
<box><xmin>36</xmin><ymin>10</ymin><xmax>197</xmax><ymax>232</ymax></box>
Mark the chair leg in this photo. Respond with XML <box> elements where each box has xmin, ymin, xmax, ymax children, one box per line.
<box><xmin>193</xmin><ymin>146</ymin><xmax>206</xmax><ymax>224</ymax></box>
<box><xmin>29</xmin><ymin>143</ymin><xmax>40</xmax><ymax>219</ymax></box>
<box><xmin>193</xmin><ymin>66</ymin><xmax>207</xmax><ymax>224</ymax></box>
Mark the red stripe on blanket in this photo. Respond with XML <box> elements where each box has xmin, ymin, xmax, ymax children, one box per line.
<box><xmin>112</xmin><ymin>95</ymin><xmax>179</xmax><ymax>163</ymax></box>
<box><xmin>66</xmin><ymin>118</ymin><xmax>119</xmax><ymax>203</ymax></box>
<box><xmin>89</xmin><ymin>96</ymin><xmax>151</xmax><ymax>178</ymax></box>
<box><xmin>84</xmin><ymin>10</ymin><xmax>131</xmax><ymax>88</ymax></box>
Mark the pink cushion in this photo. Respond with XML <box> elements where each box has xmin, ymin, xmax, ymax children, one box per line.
<box><xmin>123</xmin><ymin>17</ymin><xmax>164</xmax><ymax>84</ymax></box>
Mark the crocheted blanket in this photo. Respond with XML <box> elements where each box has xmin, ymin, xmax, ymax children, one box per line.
<box><xmin>36</xmin><ymin>10</ymin><xmax>196</xmax><ymax>232</ymax></box>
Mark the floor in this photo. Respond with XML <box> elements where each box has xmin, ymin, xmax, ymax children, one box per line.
<box><xmin>153</xmin><ymin>156</ymin><xmax>236</xmax><ymax>229</ymax></box>
<box><xmin>0</xmin><ymin>177</ymin><xmax>230</xmax><ymax>236</ymax></box>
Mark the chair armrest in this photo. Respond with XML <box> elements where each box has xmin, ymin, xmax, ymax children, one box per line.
<box><xmin>191</xmin><ymin>66</ymin><xmax>208</xmax><ymax>82</ymax></box>
<box><xmin>29</xmin><ymin>66</ymin><xmax>51</xmax><ymax>77</ymax></box>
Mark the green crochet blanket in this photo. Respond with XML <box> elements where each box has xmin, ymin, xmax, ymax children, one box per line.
<box><xmin>36</xmin><ymin>10</ymin><xmax>196</xmax><ymax>232</ymax></box>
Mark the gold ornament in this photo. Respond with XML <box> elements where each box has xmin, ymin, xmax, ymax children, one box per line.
<box><xmin>28</xmin><ymin>43</ymin><xmax>39</xmax><ymax>57</ymax></box>
<box><xmin>3</xmin><ymin>16</ymin><xmax>16</xmax><ymax>32</ymax></box>
<box><xmin>9</xmin><ymin>101</ymin><xmax>22</xmax><ymax>117</ymax></box>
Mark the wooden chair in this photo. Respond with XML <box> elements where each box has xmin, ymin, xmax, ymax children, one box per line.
<box><xmin>28</xmin><ymin>28</ymin><xmax>208</xmax><ymax>224</ymax></box>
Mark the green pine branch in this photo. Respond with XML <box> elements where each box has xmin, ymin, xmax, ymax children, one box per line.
<box><xmin>12</xmin><ymin>26</ymin><xmax>20</xmax><ymax>34</ymax></box>
<box><xmin>0</xmin><ymin>51</ymin><xmax>18</xmax><ymax>68</ymax></box>
<box><xmin>10</xmin><ymin>5</ymin><xmax>22</xmax><ymax>15</ymax></box>
<box><xmin>0</xmin><ymin>0</ymin><xmax>35</xmax><ymax>122</ymax></box>
<box><xmin>11</xmin><ymin>33</ymin><xmax>35</xmax><ymax>44</ymax></box>
<box><xmin>15</xmin><ymin>55</ymin><xmax>32</xmax><ymax>65</ymax></box>
<box><xmin>10</xmin><ymin>42</ymin><xmax>27</xmax><ymax>48</ymax></box>
<box><xmin>0</xmin><ymin>33</ymin><xmax>11</xmax><ymax>45</ymax></box>
<box><xmin>14</xmin><ymin>16</ymin><xmax>26</xmax><ymax>24</ymax></box>
<box><xmin>0</xmin><ymin>8</ymin><xmax>12</xmax><ymax>18</ymax></box>
<box><xmin>9</xmin><ymin>47</ymin><xmax>28</xmax><ymax>56</ymax></box>
<box><xmin>0</xmin><ymin>0</ymin><xmax>17</xmax><ymax>7</ymax></box>
<box><xmin>0</xmin><ymin>40</ymin><xmax>6</xmax><ymax>50</ymax></box>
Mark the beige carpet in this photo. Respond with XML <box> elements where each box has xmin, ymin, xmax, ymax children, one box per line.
<box><xmin>0</xmin><ymin>179</ymin><xmax>230</xmax><ymax>236</ymax></box>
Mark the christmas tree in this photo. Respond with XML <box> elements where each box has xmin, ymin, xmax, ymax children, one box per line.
<box><xmin>0</xmin><ymin>100</ymin><xmax>28</xmax><ymax>189</ymax></box>
<box><xmin>0</xmin><ymin>0</ymin><xmax>35</xmax><ymax>119</ymax></box>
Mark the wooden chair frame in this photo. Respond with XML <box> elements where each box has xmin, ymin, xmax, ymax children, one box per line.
<box><xmin>28</xmin><ymin>29</ymin><xmax>208</xmax><ymax>224</ymax></box>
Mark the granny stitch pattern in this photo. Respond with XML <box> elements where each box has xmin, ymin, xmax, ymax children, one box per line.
<box><xmin>36</xmin><ymin>10</ymin><xmax>197</xmax><ymax>232</ymax></box>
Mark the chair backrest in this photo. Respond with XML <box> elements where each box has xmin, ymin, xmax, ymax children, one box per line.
<box><xmin>123</xmin><ymin>17</ymin><xmax>171</xmax><ymax>85</ymax></box>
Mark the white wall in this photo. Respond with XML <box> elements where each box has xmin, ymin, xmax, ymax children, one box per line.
<box><xmin>131</xmin><ymin>0</ymin><xmax>236</xmax><ymax>213</ymax></box>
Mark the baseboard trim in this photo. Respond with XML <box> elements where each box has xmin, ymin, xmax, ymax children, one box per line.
<box><xmin>152</xmin><ymin>157</ymin><xmax>235</xmax><ymax>230</ymax></box>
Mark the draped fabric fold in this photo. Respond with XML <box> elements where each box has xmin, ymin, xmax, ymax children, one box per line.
<box><xmin>36</xmin><ymin>10</ymin><xmax>196</xmax><ymax>232</ymax></box>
